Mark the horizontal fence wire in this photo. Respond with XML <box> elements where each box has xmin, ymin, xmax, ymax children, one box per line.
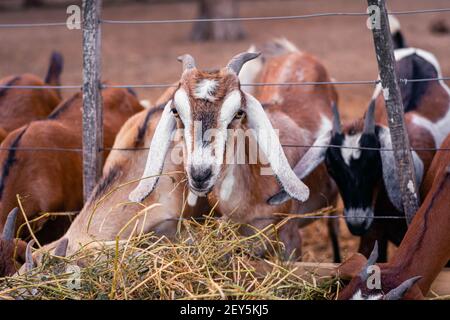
<box><xmin>1</xmin><ymin>77</ymin><xmax>449</xmax><ymax>91</ymax></box>
<box><xmin>0</xmin><ymin>6</ymin><xmax>449</xmax><ymax>155</ymax></box>
<box><xmin>165</xmin><ymin>215</ymin><xmax>407</xmax><ymax>222</ymax></box>
<box><xmin>1</xmin><ymin>7</ymin><xmax>449</xmax><ymax>28</ymax></box>
<box><xmin>100</xmin><ymin>8</ymin><xmax>450</xmax><ymax>25</ymax></box>
<box><xmin>0</xmin><ymin>85</ymin><xmax>82</xmax><ymax>90</ymax></box>
<box><xmin>0</xmin><ymin>6</ymin><xmax>448</xmax><ymax>90</ymax></box>
<box><xmin>36</xmin><ymin>212</ymin><xmax>405</xmax><ymax>222</ymax></box>
<box><xmin>2</xmin><ymin>145</ymin><xmax>450</xmax><ymax>153</ymax></box>
<box><xmin>0</xmin><ymin>22</ymin><xmax>68</xmax><ymax>29</ymax></box>
<box><xmin>0</xmin><ymin>8</ymin><xmax>444</xmax><ymax>227</ymax></box>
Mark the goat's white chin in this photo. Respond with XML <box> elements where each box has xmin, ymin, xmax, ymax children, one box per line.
<box><xmin>189</xmin><ymin>186</ymin><xmax>210</xmax><ymax>197</ymax></box>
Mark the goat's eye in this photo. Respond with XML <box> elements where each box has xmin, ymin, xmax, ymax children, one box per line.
<box><xmin>234</xmin><ymin>110</ymin><xmax>245</xmax><ymax>120</ymax></box>
<box><xmin>171</xmin><ymin>108</ymin><xmax>179</xmax><ymax>117</ymax></box>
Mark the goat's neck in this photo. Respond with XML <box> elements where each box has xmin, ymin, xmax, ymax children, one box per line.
<box><xmin>389</xmin><ymin>171</ymin><xmax>450</xmax><ymax>293</ymax></box>
<box><xmin>210</xmin><ymin>152</ymin><xmax>279</xmax><ymax>223</ymax></box>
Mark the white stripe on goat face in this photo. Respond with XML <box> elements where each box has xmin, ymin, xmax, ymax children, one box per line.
<box><xmin>194</xmin><ymin>79</ymin><xmax>218</xmax><ymax>102</ymax></box>
<box><xmin>217</xmin><ymin>89</ymin><xmax>243</xmax><ymax>163</ymax></box>
<box><xmin>202</xmin><ymin>89</ymin><xmax>242</xmax><ymax>168</ymax></box>
<box><xmin>173</xmin><ymin>86</ymin><xmax>243</xmax><ymax>193</ymax></box>
<box><xmin>341</xmin><ymin>133</ymin><xmax>362</xmax><ymax>166</ymax></box>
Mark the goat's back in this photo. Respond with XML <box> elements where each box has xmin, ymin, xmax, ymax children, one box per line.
<box><xmin>0</xmin><ymin>88</ymin><xmax>143</xmax><ymax>243</ymax></box>
<box><xmin>254</xmin><ymin>51</ymin><xmax>337</xmax><ymax>133</ymax></box>
<box><xmin>0</xmin><ymin>74</ymin><xmax>61</xmax><ymax>133</ymax></box>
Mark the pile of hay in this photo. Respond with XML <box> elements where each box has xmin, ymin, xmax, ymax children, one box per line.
<box><xmin>0</xmin><ymin>216</ymin><xmax>340</xmax><ymax>300</ymax></box>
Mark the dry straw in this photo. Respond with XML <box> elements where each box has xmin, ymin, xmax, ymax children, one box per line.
<box><xmin>0</xmin><ymin>214</ymin><xmax>340</xmax><ymax>300</ymax></box>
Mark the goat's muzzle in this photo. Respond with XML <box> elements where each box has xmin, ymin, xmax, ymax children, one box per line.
<box><xmin>189</xmin><ymin>165</ymin><xmax>213</xmax><ymax>195</ymax></box>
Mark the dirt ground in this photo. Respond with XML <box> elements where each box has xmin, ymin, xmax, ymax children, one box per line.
<box><xmin>0</xmin><ymin>0</ymin><xmax>449</xmax><ymax>262</ymax></box>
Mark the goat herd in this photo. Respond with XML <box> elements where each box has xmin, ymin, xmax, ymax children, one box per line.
<box><xmin>0</xmin><ymin>19</ymin><xmax>449</xmax><ymax>300</ymax></box>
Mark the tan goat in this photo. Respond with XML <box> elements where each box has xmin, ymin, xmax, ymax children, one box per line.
<box><xmin>0</xmin><ymin>87</ymin><xmax>143</xmax><ymax>247</ymax></box>
<box><xmin>0</xmin><ymin>89</ymin><xmax>211</xmax><ymax>276</ymax></box>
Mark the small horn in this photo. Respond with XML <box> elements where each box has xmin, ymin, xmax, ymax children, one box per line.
<box><xmin>360</xmin><ymin>241</ymin><xmax>379</xmax><ymax>281</ymax></box>
<box><xmin>2</xmin><ymin>207</ymin><xmax>18</xmax><ymax>240</ymax></box>
<box><xmin>54</xmin><ymin>238</ymin><xmax>69</xmax><ymax>257</ymax></box>
<box><xmin>177</xmin><ymin>54</ymin><xmax>196</xmax><ymax>72</ymax></box>
<box><xmin>25</xmin><ymin>240</ymin><xmax>35</xmax><ymax>272</ymax></box>
<box><xmin>226</xmin><ymin>52</ymin><xmax>261</xmax><ymax>75</ymax></box>
<box><xmin>363</xmin><ymin>100</ymin><xmax>376</xmax><ymax>134</ymax></box>
<box><xmin>331</xmin><ymin>102</ymin><xmax>342</xmax><ymax>135</ymax></box>
<box><xmin>384</xmin><ymin>276</ymin><xmax>422</xmax><ymax>300</ymax></box>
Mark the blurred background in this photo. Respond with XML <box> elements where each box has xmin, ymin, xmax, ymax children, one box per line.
<box><xmin>0</xmin><ymin>0</ymin><xmax>449</xmax><ymax>261</ymax></box>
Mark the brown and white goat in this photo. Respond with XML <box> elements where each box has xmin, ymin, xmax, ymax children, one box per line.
<box><xmin>337</xmin><ymin>133</ymin><xmax>450</xmax><ymax>300</ymax></box>
<box><xmin>269</xmin><ymin>47</ymin><xmax>450</xmax><ymax>262</ymax></box>
<box><xmin>60</xmin><ymin>104</ymin><xmax>210</xmax><ymax>256</ymax></box>
<box><xmin>0</xmin><ymin>52</ymin><xmax>63</xmax><ymax>141</ymax></box>
<box><xmin>129</xmin><ymin>40</ymin><xmax>339</xmax><ymax>260</ymax></box>
<box><xmin>0</xmin><ymin>87</ymin><xmax>143</xmax><ymax>247</ymax></box>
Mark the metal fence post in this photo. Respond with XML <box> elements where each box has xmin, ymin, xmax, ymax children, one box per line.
<box><xmin>82</xmin><ymin>0</ymin><xmax>103</xmax><ymax>202</ymax></box>
<box><xmin>367</xmin><ymin>0</ymin><xmax>419</xmax><ymax>224</ymax></box>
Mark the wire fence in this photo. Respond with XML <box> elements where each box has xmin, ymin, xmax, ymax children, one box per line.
<box><xmin>0</xmin><ymin>5</ymin><xmax>449</xmax><ymax>155</ymax></box>
<box><xmin>3</xmin><ymin>77</ymin><xmax>450</xmax><ymax>91</ymax></box>
<box><xmin>1</xmin><ymin>7</ymin><xmax>450</xmax><ymax>28</ymax></box>
<box><xmin>1</xmin><ymin>144</ymin><xmax>450</xmax><ymax>153</ymax></box>
<box><xmin>161</xmin><ymin>214</ymin><xmax>408</xmax><ymax>222</ymax></box>
<box><xmin>0</xmin><ymin>3</ymin><xmax>449</xmax><ymax>223</ymax></box>
<box><xmin>0</xmin><ymin>5</ymin><xmax>448</xmax><ymax>93</ymax></box>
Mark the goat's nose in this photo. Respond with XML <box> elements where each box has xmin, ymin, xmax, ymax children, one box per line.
<box><xmin>344</xmin><ymin>208</ymin><xmax>374</xmax><ymax>236</ymax></box>
<box><xmin>190</xmin><ymin>167</ymin><xmax>212</xmax><ymax>188</ymax></box>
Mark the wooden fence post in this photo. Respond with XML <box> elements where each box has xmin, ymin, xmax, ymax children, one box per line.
<box><xmin>82</xmin><ymin>0</ymin><xmax>103</xmax><ymax>202</ymax></box>
<box><xmin>367</xmin><ymin>0</ymin><xmax>419</xmax><ymax>224</ymax></box>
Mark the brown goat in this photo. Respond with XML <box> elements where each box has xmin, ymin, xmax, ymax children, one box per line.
<box><xmin>0</xmin><ymin>87</ymin><xmax>143</xmax><ymax>247</ymax></box>
<box><xmin>0</xmin><ymin>52</ymin><xmax>63</xmax><ymax>140</ymax></box>
<box><xmin>337</xmin><ymin>133</ymin><xmax>450</xmax><ymax>300</ymax></box>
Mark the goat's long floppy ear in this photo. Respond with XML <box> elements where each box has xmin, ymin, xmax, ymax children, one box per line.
<box><xmin>378</xmin><ymin>126</ymin><xmax>424</xmax><ymax>212</ymax></box>
<box><xmin>129</xmin><ymin>100</ymin><xmax>177</xmax><ymax>202</ymax></box>
<box><xmin>244</xmin><ymin>93</ymin><xmax>309</xmax><ymax>202</ymax></box>
<box><xmin>267</xmin><ymin>130</ymin><xmax>331</xmax><ymax>205</ymax></box>
<box><xmin>268</xmin><ymin>102</ymin><xmax>340</xmax><ymax>205</ymax></box>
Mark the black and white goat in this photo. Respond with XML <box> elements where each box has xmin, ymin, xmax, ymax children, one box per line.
<box><xmin>269</xmin><ymin>47</ymin><xmax>450</xmax><ymax>261</ymax></box>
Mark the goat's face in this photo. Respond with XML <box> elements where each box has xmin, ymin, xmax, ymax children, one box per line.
<box><xmin>325</xmin><ymin>127</ymin><xmax>382</xmax><ymax>235</ymax></box>
<box><xmin>128</xmin><ymin>52</ymin><xmax>310</xmax><ymax>204</ymax></box>
<box><xmin>172</xmin><ymin>69</ymin><xmax>243</xmax><ymax>195</ymax></box>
